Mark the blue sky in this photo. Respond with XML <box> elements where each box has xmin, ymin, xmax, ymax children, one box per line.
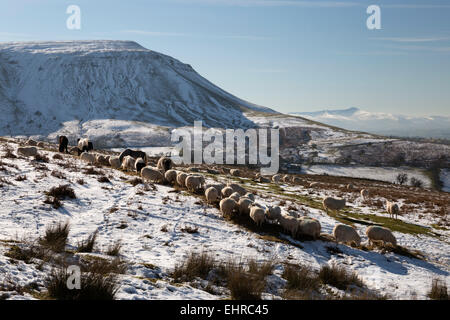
<box><xmin>1</xmin><ymin>0</ymin><xmax>449</xmax><ymax>116</ymax></box>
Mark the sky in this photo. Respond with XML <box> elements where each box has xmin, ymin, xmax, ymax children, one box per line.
<box><xmin>0</xmin><ymin>0</ymin><xmax>449</xmax><ymax>117</ymax></box>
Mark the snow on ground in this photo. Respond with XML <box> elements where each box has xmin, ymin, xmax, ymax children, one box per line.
<box><xmin>0</xmin><ymin>139</ymin><xmax>449</xmax><ymax>300</ymax></box>
<box><xmin>301</xmin><ymin>164</ymin><xmax>433</xmax><ymax>189</ymax></box>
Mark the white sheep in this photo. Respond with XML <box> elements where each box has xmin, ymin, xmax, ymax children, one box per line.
<box><xmin>185</xmin><ymin>175</ymin><xmax>204</xmax><ymax>192</ymax></box>
<box><xmin>221</xmin><ymin>186</ymin><xmax>234</xmax><ymax>198</ymax></box>
<box><xmin>238</xmin><ymin>198</ymin><xmax>253</xmax><ymax>216</ymax></box>
<box><xmin>135</xmin><ymin>158</ymin><xmax>146</xmax><ymax>173</ymax></box>
<box><xmin>249</xmin><ymin>206</ymin><xmax>265</xmax><ymax>227</ymax></box>
<box><xmin>141</xmin><ymin>166</ymin><xmax>164</xmax><ymax>183</ymax></box>
<box><xmin>333</xmin><ymin>224</ymin><xmax>361</xmax><ymax>246</ymax></box>
<box><xmin>121</xmin><ymin>155</ymin><xmax>136</xmax><ymax>171</ymax></box>
<box><xmin>109</xmin><ymin>156</ymin><xmax>121</xmax><ymax>169</ymax></box>
<box><xmin>164</xmin><ymin>170</ymin><xmax>178</xmax><ymax>184</ymax></box>
<box><xmin>292</xmin><ymin>177</ymin><xmax>302</xmax><ymax>184</ymax></box>
<box><xmin>95</xmin><ymin>154</ymin><xmax>108</xmax><ymax>166</ymax></box>
<box><xmin>227</xmin><ymin>183</ymin><xmax>246</xmax><ymax>196</ymax></box>
<box><xmin>230</xmin><ymin>169</ymin><xmax>240</xmax><ymax>177</ymax></box>
<box><xmin>205</xmin><ymin>187</ymin><xmax>219</xmax><ymax>204</ymax></box>
<box><xmin>80</xmin><ymin>152</ymin><xmax>95</xmax><ymax>164</ymax></box>
<box><xmin>17</xmin><ymin>146</ymin><xmax>37</xmax><ymax>157</ymax></box>
<box><xmin>77</xmin><ymin>138</ymin><xmax>90</xmax><ymax>153</ymax></box>
<box><xmin>322</xmin><ymin>197</ymin><xmax>346</xmax><ymax>213</ymax></box>
<box><xmin>205</xmin><ymin>183</ymin><xmax>225</xmax><ymax>194</ymax></box>
<box><xmin>297</xmin><ymin>217</ymin><xmax>321</xmax><ymax>239</ymax></box>
<box><xmin>386</xmin><ymin>200</ymin><xmax>400</xmax><ymax>219</ymax></box>
<box><xmin>366</xmin><ymin>226</ymin><xmax>397</xmax><ymax>247</ymax></box>
<box><xmin>279</xmin><ymin>214</ymin><xmax>298</xmax><ymax>237</ymax></box>
<box><xmin>176</xmin><ymin>172</ymin><xmax>188</xmax><ymax>187</ymax></box>
<box><xmin>220</xmin><ymin>198</ymin><xmax>237</xmax><ymax>217</ymax></box>
<box><xmin>272</xmin><ymin>174</ymin><xmax>281</xmax><ymax>183</ymax></box>
<box><xmin>265</xmin><ymin>206</ymin><xmax>282</xmax><ymax>221</ymax></box>
<box><xmin>282</xmin><ymin>175</ymin><xmax>291</xmax><ymax>183</ymax></box>
<box><xmin>157</xmin><ymin>156</ymin><xmax>172</xmax><ymax>172</ymax></box>
<box><xmin>361</xmin><ymin>189</ymin><xmax>369</xmax><ymax>200</ymax></box>
<box><xmin>26</xmin><ymin>139</ymin><xmax>37</xmax><ymax>146</ymax></box>
<box><xmin>347</xmin><ymin>184</ymin><xmax>354</xmax><ymax>190</ymax></box>
<box><xmin>229</xmin><ymin>192</ymin><xmax>241</xmax><ymax>202</ymax></box>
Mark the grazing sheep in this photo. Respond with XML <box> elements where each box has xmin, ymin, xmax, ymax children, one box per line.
<box><xmin>221</xmin><ymin>186</ymin><xmax>234</xmax><ymax>198</ymax></box>
<box><xmin>229</xmin><ymin>192</ymin><xmax>240</xmax><ymax>202</ymax></box>
<box><xmin>220</xmin><ymin>198</ymin><xmax>237</xmax><ymax>217</ymax></box>
<box><xmin>255</xmin><ymin>175</ymin><xmax>270</xmax><ymax>183</ymax></box>
<box><xmin>265</xmin><ymin>206</ymin><xmax>282</xmax><ymax>221</ymax></box>
<box><xmin>95</xmin><ymin>154</ymin><xmax>109</xmax><ymax>166</ymax></box>
<box><xmin>309</xmin><ymin>182</ymin><xmax>319</xmax><ymax>188</ymax></box>
<box><xmin>69</xmin><ymin>147</ymin><xmax>79</xmax><ymax>155</ymax></box>
<box><xmin>279</xmin><ymin>214</ymin><xmax>298</xmax><ymax>237</ymax></box>
<box><xmin>230</xmin><ymin>169</ymin><xmax>240</xmax><ymax>177</ymax></box>
<box><xmin>119</xmin><ymin>149</ymin><xmax>147</xmax><ymax>165</ymax></box>
<box><xmin>135</xmin><ymin>158</ymin><xmax>146</xmax><ymax>173</ymax></box>
<box><xmin>141</xmin><ymin>166</ymin><xmax>164</xmax><ymax>183</ymax></box>
<box><xmin>238</xmin><ymin>198</ymin><xmax>253</xmax><ymax>216</ymax></box>
<box><xmin>346</xmin><ymin>183</ymin><xmax>354</xmax><ymax>190</ymax></box>
<box><xmin>37</xmin><ymin>141</ymin><xmax>45</xmax><ymax>148</ymax></box>
<box><xmin>80</xmin><ymin>152</ymin><xmax>95</xmax><ymax>164</ymax></box>
<box><xmin>322</xmin><ymin>197</ymin><xmax>346</xmax><ymax>213</ymax></box>
<box><xmin>109</xmin><ymin>156</ymin><xmax>121</xmax><ymax>169</ymax></box>
<box><xmin>204</xmin><ymin>183</ymin><xmax>226</xmax><ymax>194</ymax></box>
<box><xmin>205</xmin><ymin>187</ymin><xmax>219</xmax><ymax>204</ymax></box>
<box><xmin>185</xmin><ymin>175</ymin><xmax>204</xmax><ymax>192</ymax></box>
<box><xmin>188</xmin><ymin>167</ymin><xmax>200</xmax><ymax>172</ymax></box>
<box><xmin>249</xmin><ymin>206</ymin><xmax>265</xmax><ymax>227</ymax></box>
<box><xmin>105</xmin><ymin>155</ymin><xmax>111</xmax><ymax>163</ymax></box>
<box><xmin>157</xmin><ymin>156</ymin><xmax>172</xmax><ymax>172</ymax></box>
<box><xmin>297</xmin><ymin>217</ymin><xmax>321</xmax><ymax>239</ymax></box>
<box><xmin>282</xmin><ymin>175</ymin><xmax>291</xmax><ymax>183</ymax></box>
<box><xmin>121</xmin><ymin>155</ymin><xmax>136</xmax><ymax>171</ymax></box>
<box><xmin>17</xmin><ymin>146</ymin><xmax>37</xmax><ymax>157</ymax></box>
<box><xmin>176</xmin><ymin>172</ymin><xmax>188</xmax><ymax>187</ymax></box>
<box><xmin>272</xmin><ymin>174</ymin><xmax>281</xmax><ymax>183</ymax></box>
<box><xmin>366</xmin><ymin>226</ymin><xmax>397</xmax><ymax>247</ymax></box>
<box><xmin>292</xmin><ymin>177</ymin><xmax>302</xmax><ymax>184</ymax></box>
<box><xmin>386</xmin><ymin>200</ymin><xmax>400</xmax><ymax>219</ymax></box>
<box><xmin>361</xmin><ymin>189</ymin><xmax>369</xmax><ymax>200</ymax></box>
<box><xmin>227</xmin><ymin>183</ymin><xmax>246</xmax><ymax>196</ymax></box>
<box><xmin>58</xmin><ymin>136</ymin><xmax>69</xmax><ymax>153</ymax></box>
<box><xmin>77</xmin><ymin>138</ymin><xmax>91</xmax><ymax>154</ymax></box>
<box><xmin>333</xmin><ymin>224</ymin><xmax>361</xmax><ymax>246</ymax></box>
<box><xmin>244</xmin><ymin>193</ymin><xmax>255</xmax><ymax>201</ymax></box>
<box><xmin>164</xmin><ymin>170</ymin><xmax>178</xmax><ymax>184</ymax></box>
<box><xmin>26</xmin><ymin>139</ymin><xmax>37</xmax><ymax>146</ymax></box>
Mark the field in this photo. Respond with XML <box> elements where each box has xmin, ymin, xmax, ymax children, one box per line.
<box><xmin>0</xmin><ymin>137</ymin><xmax>448</xmax><ymax>300</ymax></box>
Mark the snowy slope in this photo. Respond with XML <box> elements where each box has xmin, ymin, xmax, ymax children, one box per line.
<box><xmin>291</xmin><ymin>108</ymin><xmax>450</xmax><ymax>139</ymax></box>
<box><xmin>0</xmin><ymin>40</ymin><xmax>274</xmax><ymax>145</ymax></box>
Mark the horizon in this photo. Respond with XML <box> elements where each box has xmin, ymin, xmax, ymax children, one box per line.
<box><xmin>1</xmin><ymin>0</ymin><xmax>449</xmax><ymax>117</ymax></box>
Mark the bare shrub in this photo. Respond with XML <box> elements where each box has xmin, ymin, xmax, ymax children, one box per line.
<box><xmin>428</xmin><ymin>278</ymin><xmax>449</xmax><ymax>300</ymax></box>
<box><xmin>223</xmin><ymin>260</ymin><xmax>264</xmax><ymax>300</ymax></box>
<box><xmin>172</xmin><ymin>251</ymin><xmax>217</xmax><ymax>282</ymax></box>
<box><xmin>51</xmin><ymin>170</ymin><xmax>66</xmax><ymax>180</ymax></box>
<box><xmin>76</xmin><ymin>178</ymin><xmax>85</xmax><ymax>185</ymax></box>
<box><xmin>45</xmin><ymin>185</ymin><xmax>76</xmax><ymax>199</ymax></box>
<box><xmin>180</xmin><ymin>225</ymin><xmax>199</xmax><ymax>234</ymax></box>
<box><xmin>410</xmin><ymin>177</ymin><xmax>424</xmax><ymax>188</ymax></box>
<box><xmin>106</xmin><ymin>241</ymin><xmax>122</xmax><ymax>256</ymax></box>
<box><xmin>396</xmin><ymin>173</ymin><xmax>408</xmax><ymax>185</ymax></box>
<box><xmin>43</xmin><ymin>196</ymin><xmax>63</xmax><ymax>209</ymax></box>
<box><xmin>97</xmin><ymin>176</ymin><xmax>110</xmax><ymax>183</ymax></box>
<box><xmin>77</xmin><ymin>231</ymin><xmax>98</xmax><ymax>253</ymax></box>
<box><xmin>45</xmin><ymin>267</ymin><xmax>119</xmax><ymax>300</ymax></box>
<box><xmin>52</xmin><ymin>154</ymin><xmax>63</xmax><ymax>160</ymax></box>
<box><xmin>84</xmin><ymin>167</ymin><xmax>103</xmax><ymax>175</ymax></box>
<box><xmin>318</xmin><ymin>264</ymin><xmax>364</xmax><ymax>290</ymax></box>
<box><xmin>34</xmin><ymin>153</ymin><xmax>49</xmax><ymax>163</ymax></box>
<box><xmin>283</xmin><ymin>264</ymin><xmax>319</xmax><ymax>292</ymax></box>
<box><xmin>39</xmin><ymin>221</ymin><xmax>70</xmax><ymax>252</ymax></box>
<box><xmin>15</xmin><ymin>175</ymin><xmax>27</xmax><ymax>181</ymax></box>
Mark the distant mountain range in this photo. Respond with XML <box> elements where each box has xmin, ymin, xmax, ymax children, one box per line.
<box><xmin>290</xmin><ymin>108</ymin><xmax>450</xmax><ymax>139</ymax></box>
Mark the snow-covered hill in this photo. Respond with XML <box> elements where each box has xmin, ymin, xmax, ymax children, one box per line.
<box><xmin>291</xmin><ymin>108</ymin><xmax>450</xmax><ymax>139</ymax></box>
<box><xmin>0</xmin><ymin>40</ymin><xmax>274</xmax><ymax>146</ymax></box>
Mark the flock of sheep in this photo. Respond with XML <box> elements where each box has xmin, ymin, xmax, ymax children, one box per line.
<box><xmin>16</xmin><ymin>137</ymin><xmax>399</xmax><ymax>249</ymax></box>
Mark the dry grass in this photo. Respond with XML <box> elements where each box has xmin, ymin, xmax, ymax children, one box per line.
<box><xmin>106</xmin><ymin>241</ymin><xmax>122</xmax><ymax>257</ymax></box>
<box><xmin>52</xmin><ymin>154</ymin><xmax>63</xmax><ymax>160</ymax></box>
<box><xmin>282</xmin><ymin>263</ymin><xmax>319</xmax><ymax>292</ymax></box>
<box><xmin>45</xmin><ymin>267</ymin><xmax>119</xmax><ymax>300</ymax></box>
<box><xmin>34</xmin><ymin>153</ymin><xmax>49</xmax><ymax>163</ymax></box>
<box><xmin>77</xmin><ymin>231</ymin><xmax>98</xmax><ymax>253</ymax></box>
<box><xmin>39</xmin><ymin>221</ymin><xmax>70</xmax><ymax>253</ymax></box>
<box><xmin>180</xmin><ymin>225</ymin><xmax>199</xmax><ymax>234</ymax></box>
<box><xmin>43</xmin><ymin>196</ymin><xmax>63</xmax><ymax>209</ymax></box>
<box><xmin>221</xmin><ymin>259</ymin><xmax>265</xmax><ymax>300</ymax></box>
<box><xmin>97</xmin><ymin>176</ymin><xmax>111</xmax><ymax>183</ymax></box>
<box><xmin>428</xmin><ymin>278</ymin><xmax>449</xmax><ymax>300</ymax></box>
<box><xmin>50</xmin><ymin>170</ymin><xmax>66</xmax><ymax>180</ymax></box>
<box><xmin>172</xmin><ymin>251</ymin><xmax>216</xmax><ymax>282</ymax></box>
<box><xmin>318</xmin><ymin>264</ymin><xmax>364</xmax><ymax>290</ymax></box>
<box><xmin>14</xmin><ymin>175</ymin><xmax>27</xmax><ymax>181</ymax></box>
<box><xmin>83</xmin><ymin>167</ymin><xmax>103</xmax><ymax>175</ymax></box>
<box><xmin>45</xmin><ymin>185</ymin><xmax>76</xmax><ymax>200</ymax></box>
